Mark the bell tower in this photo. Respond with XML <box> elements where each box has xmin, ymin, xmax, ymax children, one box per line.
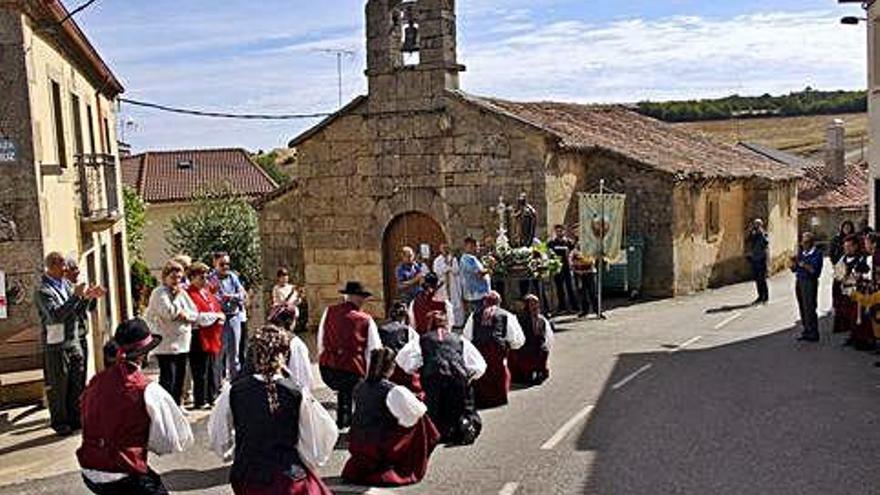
<box><xmin>365</xmin><ymin>0</ymin><xmax>466</xmax><ymax>111</ymax></box>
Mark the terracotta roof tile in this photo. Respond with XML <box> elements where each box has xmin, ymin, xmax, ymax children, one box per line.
<box><xmin>121</xmin><ymin>148</ymin><xmax>277</xmax><ymax>204</ymax></box>
<box><xmin>456</xmin><ymin>92</ymin><xmax>802</xmax><ymax>181</ymax></box>
<box><xmin>798</xmin><ymin>161</ymin><xmax>869</xmax><ymax>211</ymax></box>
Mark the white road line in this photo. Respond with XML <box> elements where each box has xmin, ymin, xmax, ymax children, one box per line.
<box><xmin>671</xmin><ymin>335</ymin><xmax>702</xmax><ymax>353</ymax></box>
<box><xmin>540</xmin><ymin>404</ymin><xmax>595</xmax><ymax>450</ymax></box>
<box><xmin>714</xmin><ymin>311</ymin><xmax>743</xmax><ymax>330</ymax></box>
<box><xmin>499</xmin><ymin>481</ymin><xmax>520</xmax><ymax>495</ymax></box>
<box><xmin>611</xmin><ymin>364</ymin><xmax>653</xmax><ymax>391</ymax></box>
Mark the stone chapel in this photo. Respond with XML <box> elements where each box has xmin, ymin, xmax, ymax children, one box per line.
<box><xmin>258</xmin><ymin>0</ymin><xmax>801</xmax><ymax>319</ymax></box>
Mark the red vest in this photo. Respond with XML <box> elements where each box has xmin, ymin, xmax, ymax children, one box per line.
<box><xmin>412</xmin><ymin>293</ymin><xmax>448</xmax><ymax>334</ymax></box>
<box><xmin>77</xmin><ymin>364</ymin><xmax>151</xmax><ymax>475</ymax></box>
<box><xmin>319</xmin><ymin>302</ymin><xmax>371</xmax><ymax>376</ymax></box>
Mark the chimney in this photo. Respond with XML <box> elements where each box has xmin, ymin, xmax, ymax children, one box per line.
<box><xmin>824</xmin><ymin>118</ymin><xmax>846</xmax><ymax>184</ymax></box>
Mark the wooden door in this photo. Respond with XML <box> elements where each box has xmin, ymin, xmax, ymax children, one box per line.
<box><xmin>382</xmin><ymin>212</ymin><xmax>447</xmax><ymax>311</ymax></box>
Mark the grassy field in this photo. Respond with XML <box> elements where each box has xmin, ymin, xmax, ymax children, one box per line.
<box><xmin>675</xmin><ymin>112</ymin><xmax>868</xmax><ymax>158</ymax></box>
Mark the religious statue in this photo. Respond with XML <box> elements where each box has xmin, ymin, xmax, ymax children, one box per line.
<box><xmin>491</xmin><ymin>196</ymin><xmax>512</xmax><ymax>251</ymax></box>
<box><xmin>511</xmin><ymin>193</ymin><xmax>537</xmax><ymax>248</ymax></box>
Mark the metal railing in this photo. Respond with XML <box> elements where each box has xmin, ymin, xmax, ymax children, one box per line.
<box><xmin>75</xmin><ymin>154</ymin><xmax>120</xmax><ymax>221</ymax></box>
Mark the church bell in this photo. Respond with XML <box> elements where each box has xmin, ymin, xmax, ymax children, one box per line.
<box><xmin>401</xmin><ymin>18</ymin><xmax>420</xmax><ymax>53</ymax></box>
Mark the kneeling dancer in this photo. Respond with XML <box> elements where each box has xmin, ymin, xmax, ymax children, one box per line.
<box><xmin>77</xmin><ymin>319</ymin><xmax>193</xmax><ymax>495</ymax></box>
<box><xmin>379</xmin><ymin>301</ymin><xmax>423</xmax><ymax>398</ymax></box>
<box><xmin>397</xmin><ymin>311</ymin><xmax>486</xmax><ymax>445</ymax></box>
<box><xmin>209</xmin><ymin>325</ymin><xmax>338</xmax><ymax>495</ymax></box>
<box><xmin>342</xmin><ymin>348</ymin><xmax>440</xmax><ymax>486</ymax></box>
<box><xmin>508</xmin><ymin>294</ymin><xmax>555</xmax><ymax>385</ymax></box>
<box><xmin>463</xmin><ymin>291</ymin><xmax>525</xmax><ymax>408</ymax></box>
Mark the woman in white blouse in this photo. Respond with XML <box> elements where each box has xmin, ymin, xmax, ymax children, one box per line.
<box><xmin>145</xmin><ymin>260</ymin><xmax>198</xmax><ymax>405</ymax></box>
<box><xmin>208</xmin><ymin>325</ymin><xmax>337</xmax><ymax>495</ymax></box>
<box><xmin>342</xmin><ymin>348</ymin><xmax>440</xmax><ymax>486</ymax></box>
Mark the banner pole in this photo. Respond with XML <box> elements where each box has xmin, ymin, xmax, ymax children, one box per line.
<box><xmin>598</xmin><ymin>179</ymin><xmax>605</xmax><ymax>319</ymax></box>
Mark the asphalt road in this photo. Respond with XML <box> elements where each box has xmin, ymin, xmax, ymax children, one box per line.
<box><xmin>4</xmin><ymin>270</ymin><xmax>880</xmax><ymax>495</ymax></box>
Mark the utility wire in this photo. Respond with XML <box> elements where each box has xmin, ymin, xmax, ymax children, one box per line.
<box><xmin>119</xmin><ymin>98</ymin><xmax>334</xmax><ymax>120</ymax></box>
<box><xmin>59</xmin><ymin>0</ymin><xmax>101</xmax><ymax>24</ymax></box>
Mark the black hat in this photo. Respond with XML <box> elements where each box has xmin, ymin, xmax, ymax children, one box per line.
<box><xmin>113</xmin><ymin>318</ymin><xmax>162</xmax><ymax>359</ymax></box>
<box><xmin>339</xmin><ymin>281</ymin><xmax>372</xmax><ymax>298</ymax></box>
<box><xmin>423</xmin><ymin>272</ymin><xmax>443</xmax><ymax>289</ymax></box>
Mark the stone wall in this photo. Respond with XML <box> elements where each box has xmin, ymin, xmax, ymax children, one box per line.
<box><xmin>0</xmin><ymin>9</ymin><xmax>44</xmax><ymax>373</ymax></box>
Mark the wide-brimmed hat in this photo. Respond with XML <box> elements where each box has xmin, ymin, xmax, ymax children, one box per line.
<box><xmin>422</xmin><ymin>272</ymin><xmax>443</xmax><ymax>290</ymax></box>
<box><xmin>113</xmin><ymin>318</ymin><xmax>162</xmax><ymax>359</ymax></box>
<box><xmin>340</xmin><ymin>281</ymin><xmax>372</xmax><ymax>298</ymax></box>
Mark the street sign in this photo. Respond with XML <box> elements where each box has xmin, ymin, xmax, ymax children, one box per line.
<box><xmin>0</xmin><ymin>138</ymin><xmax>16</xmax><ymax>162</ymax></box>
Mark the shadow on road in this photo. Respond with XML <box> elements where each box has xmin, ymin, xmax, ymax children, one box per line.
<box><xmin>164</xmin><ymin>466</ymin><xmax>229</xmax><ymax>491</ymax></box>
<box><xmin>575</xmin><ymin>315</ymin><xmax>880</xmax><ymax>494</ymax></box>
<box><xmin>704</xmin><ymin>302</ymin><xmax>755</xmax><ymax>314</ymax></box>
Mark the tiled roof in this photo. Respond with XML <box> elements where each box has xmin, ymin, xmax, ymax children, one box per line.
<box><xmin>737</xmin><ymin>142</ymin><xmax>816</xmax><ymax>169</ymax></box>
<box><xmin>121</xmin><ymin>148</ymin><xmax>277</xmax><ymax>204</ymax></box>
<box><xmin>455</xmin><ymin>92</ymin><xmax>802</xmax><ymax>181</ymax></box>
<box><xmin>798</xmin><ymin>161</ymin><xmax>869</xmax><ymax>211</ymax></box>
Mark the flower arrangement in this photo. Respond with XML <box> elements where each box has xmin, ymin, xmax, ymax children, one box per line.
<box><xmin>483</xmin><ymin>239</ymin><xmax>561</xmax><ymax>279</ymax></box>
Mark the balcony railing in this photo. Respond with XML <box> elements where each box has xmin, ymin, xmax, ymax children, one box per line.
<box><xmin>76</xmin><ymin>153</ymin><xmax>120</xmax><ymax>231</ymax></box>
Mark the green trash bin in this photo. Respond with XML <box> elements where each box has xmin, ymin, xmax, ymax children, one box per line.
<box><xmin>626</xmin><ymin>235</ymin><xmax>645</xmax><ymax>299</ymax></box>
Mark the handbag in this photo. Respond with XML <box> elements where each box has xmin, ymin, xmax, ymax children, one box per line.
<box><xmin>268</xmin><ymin>287</ymin><xmax>299</xmax><ymax>328</ymax></box>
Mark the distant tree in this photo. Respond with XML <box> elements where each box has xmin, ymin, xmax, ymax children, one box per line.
<box><xmin>253</xmin><ymin>151</ymin><xmax>291</xmax><ymax>186</ymax></box>
<box><xmin>165</xmin><ymin>185</ymin><xmax>262</xmax><ymax>287</ymax></box>
<box><xmin>122</xmin><ymin>185</ymin><xmax>146</xmax><ymax>261</ymax></box>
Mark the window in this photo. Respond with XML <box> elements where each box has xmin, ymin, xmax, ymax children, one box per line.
<box><xmin>102</xmin><ymin>116</ymin><xmax>111</xmax><ymax>154</ymax></box>
<box><xmin>705</xmin><ymin>194</ymin><xmax>720</xmax><ymax>241</ymax></box>
<box><xmin>71</xmin><ymin>93</ymin><xmax>83</xmax><ymax>157</ymax></box>
<box><xmin>86</xmin><ymin>104</ymin><xmax>96</xmax><ymax>153</ymax></box>
<box><xmin>50</xmin><ymin>80</ymin><xmax>67</xmax><ymax>168</ymax></box>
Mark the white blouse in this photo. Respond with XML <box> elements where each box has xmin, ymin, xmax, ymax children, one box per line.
<box><xmin>316</xmin><ymin>306</ymin><xmax>383</xmax><ymax>372</ymax></box>
<box><xmin>395</xmin><ymin>335</ymin><xmax>487</xmax><ymax>381</ymax></box>
<box><xmin>145</xmin><ymin>286</ymin><xmax>198</xmax><ymax>355</ymax></box>
<box><xmin>208</xmin><ymin>377</ymin><xmax>338</xmax><ymax>469</ymax></box>
<box><xmin>385</xmin><ymin>385</ymin><xmax>427</xmax><ymax>428</ymax></box>
<box><xmin>463</xmin><ymin>309</ymin><xmax>526</xmax><ymax>350</ymax></box>
<box><xmin>287</xmin><ymin>335</ymin><xmax>314</xmax><ymax>391</ymax></box>
<box><xmin>82</xmin><ymin>382</ymin><xmax>194</xmax><ymax>484</ymax></box>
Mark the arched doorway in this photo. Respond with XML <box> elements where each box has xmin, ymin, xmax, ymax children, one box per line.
<box><xmin>382</xmin><ymin>212</ymin><xmax>447</xmax><ymax>311</ymax></box>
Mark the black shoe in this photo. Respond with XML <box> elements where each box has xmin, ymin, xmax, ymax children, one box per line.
<box><xmin>874</xmin><ymin>361</ymin><xmax>880</xmax><ymax>368</ymax></box>
<box><xmin>797</xmin><ymin>335</ymin><xmax>819</xmax><ymax>342</ymax></box>
<box><xmin>578</xmin><ymin>312</ymin><xmax>589</xmax><ymax>318</ymax></box>
<box><xmin>54</xmin><ymin>425</ymin><xmax>74</xmax><ymax>437</ymax></box>
<box><xmin>842</xmin><ymin>338</ymin><xmax>855</xmax><ymax>347</ymax></box>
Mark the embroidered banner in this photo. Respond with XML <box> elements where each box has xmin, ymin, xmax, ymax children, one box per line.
<box><xmin>578</xmin><ymin>194</ymin><xmax>626</xmax><ymax>263</ymax></box>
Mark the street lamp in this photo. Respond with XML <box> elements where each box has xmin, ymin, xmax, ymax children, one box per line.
<box><xmin>841</xmin><ymin>16</ymin><xmax>868</xmax><ymax>24</ymax></box>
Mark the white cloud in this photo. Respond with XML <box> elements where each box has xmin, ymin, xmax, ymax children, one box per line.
<box><xmin>105</xmin><ymin>7</ymin><xmax>866</xmax><ymax>151</ymax></box>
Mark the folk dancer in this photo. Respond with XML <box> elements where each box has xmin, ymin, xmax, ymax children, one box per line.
<box><xmin>342</xmin><ymin>348</ymin><xmax>441</xmax><ymax>487</ymax></box>
<box><xmin>463</xmin><ymin>291</ymin><xmax>526</xmax><ymax>409</ymax></box>
<box><xmin>379</xmin><ymin>302</ymin><xmax>423</xmax><ymax>398</ymax></box>
<box><xmin>792</xmin><ymin>232</ymin><xmax>824</xmax><ymax>342</ymax></box>
<box><xmin>409</xmin><ymin>273</ymin><xmax>455</xmax><ymax>335</ymax></box>
<box><xmin>832</xmin><ymin>237</ymin><xmax>867</xmax><ymax>343</ymax></box>
<box><xmin>508</xmin><ymin>294</ymin><xmax>555</xmax><ymax>385</ymax></box>
<box><xmin>35</xmin><ymin>252</ymin><xmax>106</xmax><ymax>436</ymax></box>
<box><xmin>433</xmin><ymin>244</ymin><xmax>465</xmax><ymax>328</ymax></box>
<box><xmin>209</xmin><ymin>325</ymin><xmax>337</xmax><ymax>495</ymax></box>
<box><xmin>77</xmin><ymin>319</ymin><xmax>193</xmax><ymax>495</ymax></box>
<box><xmin>397</xmin><ymin>311</ymin><xmax>487</xmax><ymax>445</ymax></box>
<box><xmin>318</xmin><ymin>281</ymin><xmax>382</xmax><ymax>429</ymax></box>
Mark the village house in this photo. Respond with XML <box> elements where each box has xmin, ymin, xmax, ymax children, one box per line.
<box><xmin>840</xmin><ymin>0</ymin><xmax>880</xmax><ymax>228</ymax></box>
<box><xmin>740</xmin><ymin>119</ymin><xmax>869</xmax><ymax>242</ymax></box>
<box><xmin>258</xmin><ymin>0</ymin><xmax>801</xmax><ymax>320</ymax></box>
<box><xmin>0</xmin><ymin>0</ymin><xmax>132</xmax><ymax>401</ymax></box>
<box><xmin>121</xmin><ymin>148</ymin><xmax>277</xmax><ymax>276</ymax></box>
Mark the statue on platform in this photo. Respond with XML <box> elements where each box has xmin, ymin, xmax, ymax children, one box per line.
<box><xmin>512</xmin><ymin>192</ymin><xmax>537</xmax><ymax>248</ymax></box>
<box><xmin>491</xmin><ymin>196</ymin><xmax>512</xmax><ymax>251</ymax></box>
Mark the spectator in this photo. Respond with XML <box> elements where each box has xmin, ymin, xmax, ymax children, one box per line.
<box><xmin>63</xmin><ymin>256</ymin><xmax>97</xmax><ymax>374</ymax></box>
<box><xmin>396</xmin><ymin>247</ymin><xmax>427</xmax><ymax>304</ymax></box>
<box><xmin>829</xmin><ymin>220</ymin><xmax>856</xmax><ymax>266</ymax></box>
<box><xmin>460</xmin><ymin>237</ymin><xmax>492</xmax><ymax>319</ymax></box>
<box><xmin>34</xmin><ymin>252</ymin><xmax>105</xmax><ymax>436</ymax></box>
<box><xmin>210</xmin><ymin>252</ymin><xmax>247</xmax><ymax>380</ymax></box>
<box><xmin>146</xmin><ymin>260</ymin><xmax>197</xmax><ymax>404</ymax></box>
<box><xmin>547</xmin><ymin>225</ymin><xmax>579</xmax><ymax>314</ymax></box>
<box><xmin>185</xmin><ymin>262</ymin><xmax>226</xmax><ymax>410</ymax></box>
<box><xmin>791</xmin><ymin>232</ymin><xmax>823</xmax><ymax>343</ymax></box>
<box><xmin>746</xmin><ymin>219</ymin><xmax>770</xmax><ymax>304</ymax></box>
<box><xmin>571</xmin><ymin>247</ymin><xmax>598</xmax><ymax>318</ymax></box>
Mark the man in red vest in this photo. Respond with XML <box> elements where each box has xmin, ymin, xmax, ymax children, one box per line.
<box><xmin>408</xmin><ymin>273</ymin><xmax>454</xmax><ymax>334</ymax></box>
<box><xmin>77</xmin><ymin>319</ymin><xmax>193</xmax><ymax>495</ymax></box>
<box><xmin>318</xmin><ymin>281</ymin><xmax>382</xmax><ymax>429</ymax></box>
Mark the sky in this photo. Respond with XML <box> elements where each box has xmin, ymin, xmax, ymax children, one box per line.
<box><xmin>71</xmin><ymin>0</ymin><xmax>870</xmax><ymax>152</ymax></box>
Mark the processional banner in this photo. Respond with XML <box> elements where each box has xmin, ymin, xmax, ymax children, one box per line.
<box><xmin>578</xmin><ymin>193</ymin><xmax>626</xmax><ymax>263</ymax></box>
